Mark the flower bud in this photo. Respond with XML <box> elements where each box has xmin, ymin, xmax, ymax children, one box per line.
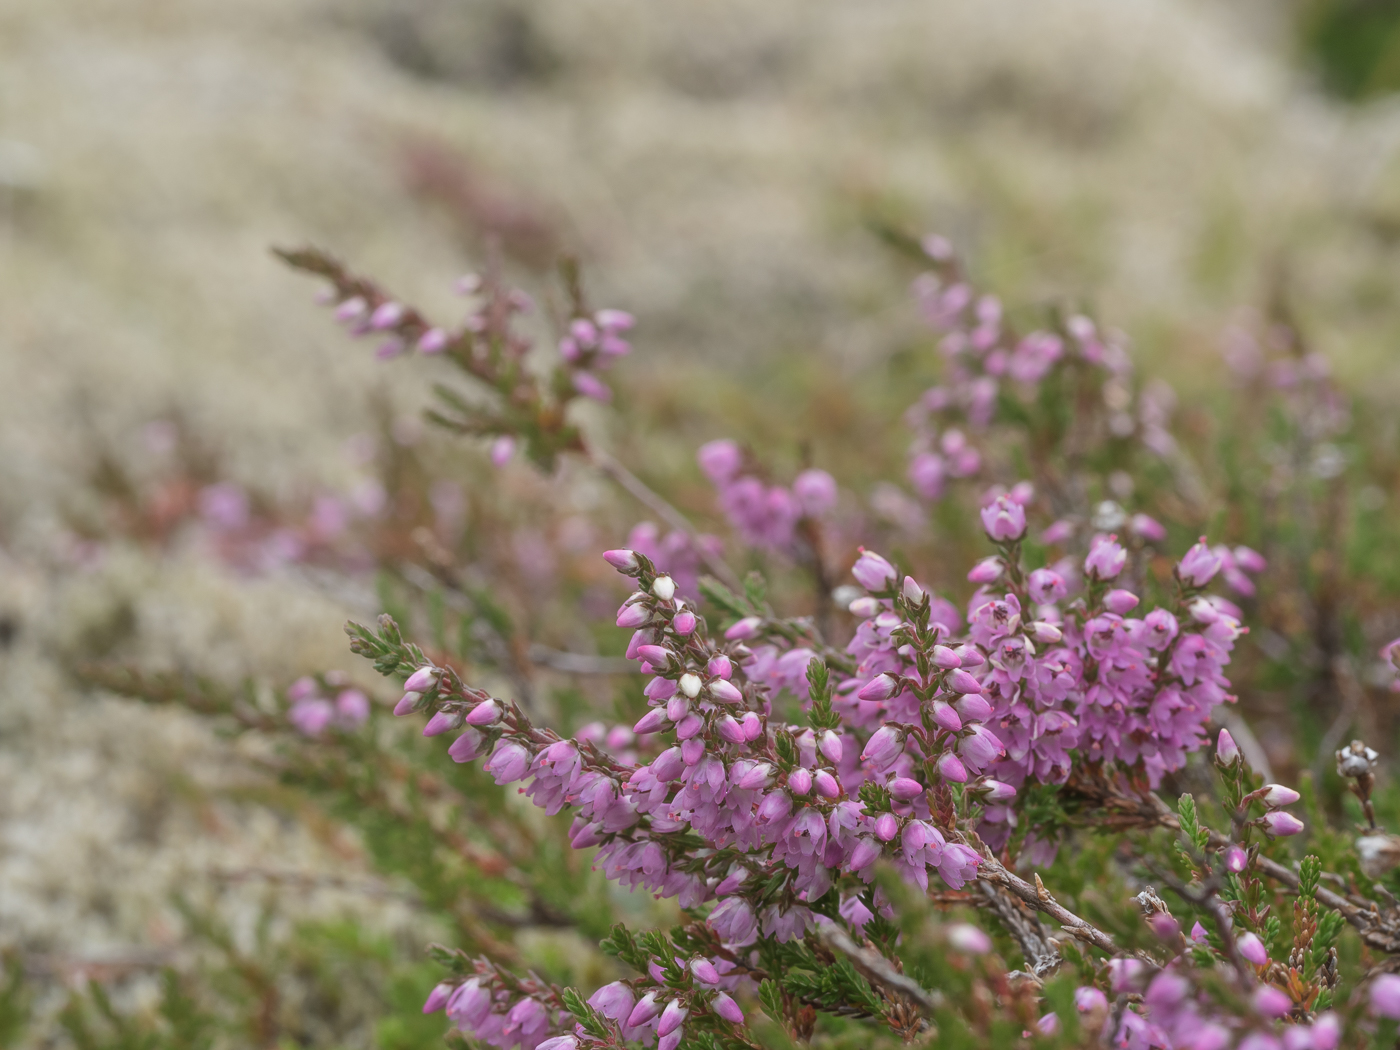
<box><xmin>1237</xmin><ymin>931</ymin><xmax>1268</xmax><ymax>966</ymax></box>
<box><xmin>954</xmin><ymin>694</ymin><xmax>993</xmax><ymax>722</ymax></box>
<box><xmin>603</xmin><ymin>549</ymin><xmax>640</xmax><ymax>573</ymax></box>
<box><xmin>861</xmin><ymin>725</ymin><xmax>903</xmax><ymax>767</ymax></box>
<box><xmin>852</xmin><ymin>549</ymin><xmax>897</xmax><ymax>590</ymax></box>
<box><xmin>638</xmin><ymin>644</ymin><xmax>674</xmax><ymax>667</ymax></box>
<box><xmin>847</xmin><ymin>596</ymin><xmax>881</xmax><ymax>618</ymax></box>
<box><xmin>814</xmin><ymin>770</ymin><xmax>841</xmax><ymax>798</ymax></box>
<box><xmin>736</xmin><ymin>762</ymin><xmax>773</xmax><ymax>790</ymax></box>
<box><xmin>422</xmin><ymin>983</ymin><xmax>453</xmax><ymax>1013</ymax></box>
<box><xmin>422</xmin><ymin>710</ymin><xmax>461</xmax><ymax>737</ymax></box>
<box><xmin>902</xmin><ymin>575</ymin><xmax>925</xmax><ymax>605</ymax></box>
<box><xmin>1028</xmin><ymin>621</ymin><xmax>1063</xmax><ymax>643</ymax></box>
<box><xmin>819</xmin><ymin>730</ymin><xmax>843</xmax><ymax>763</ymax></box>
<box><xmin>691</xmin><ymin>958</ymin><xmax>720</xmax><ymax>985</ymax></box>
<box><xmin>937</xmin><ymin>751</ymin><xmax>968</xmax><ymax>783</ymax></box>
<box><xmin>1223</xmin><ymin>845</ymin><xmax>1247</xmax><ymax>872</ymax></box>
<box><xmin>1253</xmin><ymin>985</ymin><xmax>1291</xmax><ymax>1019</ymax></box>
<box><xmin>946</xmin><ymin>923</ymin><xmax>991</xmax><ymax>954</ymax></box>
<box><xmin>954</xmin><ymin>645</ymin><xmax>984</xmax><ymax>666</ymax></box>
<box><xmin>788</xmin><ymin>768</ymin><xmax>813</xmax><ymax>796</ymax></box>
<box><xmin>626</xmin><ymin>993</ymin><xmax>662</xmax><ymax>1027</ymax></box>
<box><xmin>741</xmin><ymin>712</ymin><xmax>763</xmax><ymax>741</ymax></box>
<box><xmin>370</xmin><ymin>301</ymin><xmax>404</xmax><ymax>329</ymax></box>
<box><xmin>717</xmin><ymin>715</ymin><xmax>745</xmax><ymax>744</ymax></box>
<box><xmin>394</xmin><ymin>691</ymin><xmax>422</xmax><ymax>716</ymax></box>
<box><xmin>931</xmin><ymin>645</ymin><xmax>961</xmax><ymax>669</ymax></box>
<box><xmin>1103</xmin><ymin>589</ymin><xmax>1139</xmax><ymax>615</ymax></box>
<box><xmin>874</xmin><ymin>812</ymin><xmax>899</xmax><ymax>841</ymax></box>
<box><xmin>713</xmin><ymin>991</ymin><xmax>744</xmax><ymax>1025</ymax></box>
<box><xmin>1216</xmin><ymin>728</ymin><xmax>1240</xmax><ymax>765</ymax></box>
<box><xmin>666</xmin><ymin>696</ymin><xmax>690</xmax><ymax>722</ymax></box>
<box><xmin>947</xmin><ymin>669</ymin><xmax>983</xmax><ymax>694</ymax></box>
<box><xmin>404</xmin><ymin>666</ymin><xmax>439</xmax><ymax>693</ymax></box>
<box><xmin>725</xmin><ymin>616</ymin><xmax>762</xmax><ymax>640</ymax></box>
<box><xmin>1371</xmin><ymin>973</ymin><xmax>1400</xmax><ymax>1020</ymax></box>
<box><xmin>616</xmin><ymin>603</ymin><xmax>650</xmax><ymax>629</ymax></box>
<box><xmin>708</xmin><ymin>654</ymin><xmax>733</xmax><ymax>679</ymax></box>
<box><xmin>967</xmin><ymin>556</ymin><xmax>1003</xmax><ymax>584</ymax></box>
<box><xmin>977</xmin><ymin>779</ymin><xmax>1017</xmax><ymax>802</ymax></box>
<box><xmin>465</xmin><ymin>699</ymin><xmax>501</xmax><ymax>726</ymax></box>
<box><xmin>417</xmin><ymin>327</ymin><xmax>449</xmax><ymax>354</ymax></box>
<box><xmin>709</xmin><ymin>679</ymin><xmax>743</xmax><ymax>704</ymax></box>
<box><xmin>857</xmin><ymin>674</ymin><xmax>898</xmax><ymax>702</ymax></box>
<box><xmin>633</xmin><ymin>708</ymin><xmax>669</xmax><ymax>734</ymax></box>
<box><xmin>1263</xmin><ymin>811</ymin><xmax>1305</xmax><ymax>836</ymax></box>
<box><xmin>678</xmin><ymin>673</ymin><xmax>702</xmax><ymax>698</ymax></box>
<box><xmin>672</xmin><ymin>611</ymin><xmax>697</xmax><ymax>635</ymax></box>
<box><xmin>931</xmin><ymin>701</ymin><xmax>962</xmax><ymax>733</ymax></box>
<box><xmin>889</xmin><ymin>777</ymin><xmax>924</xmax><ymax>801</ymax></box>
<box><xmin>1259</xmin><ymin>784</ymin><xmax>1301</xmax><ymax>808</ymax></box>
<box><xmin>652</xmin><ymin>576</ymin><xmax>677</xmax><ymax>601</ymax></box>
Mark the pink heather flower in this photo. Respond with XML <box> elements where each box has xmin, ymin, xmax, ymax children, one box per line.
<box><xmin>1224</xmin><ymin>845</ymin><xmax>1248</xmax><ymax>872</ymax></box>
<box><xmin>572</xmin><ymin>371</ymin><xmax>612</xmax><ymax>402</ymax></box>
<box><xmin>978</xmin><ymin>779</ymin><xmax>1016</xmax><ymax>802</ymax></box>
<box><xmin>1103</xmin><ymin>589</ymin><xmax>1139</xmax><ymax>614</ymax></box>
<box><xmin>980</xmin><ymin>494</ymin><xmax>1027</xmax><ymax>541</ymax></box>
<box><xmin>708</xmin><ymin>654</ymin><xmax>733</xmax><ymax>679</ymax></box>
<box><xmin>1130</xmin><ymin>513</ymin><xmax>1167</xmax><ymax>542</ymax></box>
<box><xmin>967</xmin><ymin>556</ymin><xmax>1003</xmax><ymax>584</ymax></box>
<box><xmin>725</xmin><ymin>616</ymin><xmax>761</xmax><ymax>640</ymax></box>
<box><xmin>1178</xmin><ymin>538</ymin><xmax>1224</xmax><ymax>586</ymax></box>
<box><xmin>946</xmin><ymin>923</ymin><xmax>991</xmax><ymax>954</ymax></box>
<box><xmin>422</xmin><ymin>710</ymin><xmax>457</xmax><ymax>737</ymax></box>
<box><xmin>447</xmin><ymin>729</ymin><xmax>484</xmax><ymax>762</ymax></box>
<box><xmin>1027</xmin><ymin>567</ymin><xmax>1067</xmax><ymax>604</ymax></box>
<box><xmin>1237</xmin><ymin>931</ymin><xmax>1268</xmax><ymax>965</ymax></box>
<box><xmin>1263</xmin><ymin>811</ymin><xmax>1305</xmax><ymax>836</ymax></box>
<box><xmin>417</xmin><ymin>327</ymin><xmax>449</xmax><ymax>353</ymax></box>
<box><xmin>852</xmin><ymin>549</ymin><xmax>897</xmax><ymax>590</ymax></box>
<box><xmin>1234</xmin><ymin>545</ymin><xmax>1267</xmax><ymax>573</ymax></box>
<box><xmin>889</xmin><ymin>777</ymin><xmax>924</xmax><ymax>800</ymax></box>
<box><xmin>712</xmin><ymin>991</ymin><xmax>744</xmax><ymax>1025</ymax></box>
<box><xmin>908</xmin><ymin>452</ymin><xmax>945</xmax><ymax>500</ymax></box>
<box><xmin>1108</xmin><ymin>958</ymin><xmax>1145</xmax><ymax>993</ymax></box>
<box><xmin>1260</xmin><ymin>784</ymin><xmax>1301</xmax><ymax>808</ymax></box>
<box><xmin>947</xmin><ymin>669</ymin><xmax>983</xmax><ymax>694</ymax></box>
<box><xmin>709</xmin><ymin>679</ymin><xmax>743</xmax><ymax>703</ymax></box>
<box><xmin>874</xmin><ymin>813</ymin><xmax>899</xmax><ymax>841</ymax></box>
<box><xmin>404</xmin><ymin>666</ymin><xmax>438</xmax><ymax>693</ymax></box>
<box><xmin>334</xmin><ymin>296</ymin><xmax>367</xmax><ymax>321</ymax></box>
<box><xmin>626</xmin><ymin>993</ymin><xmax>663</xmax><ymax>1027</ymax></box>
<box><xmin>489</xmin><ymin>435</ymin><xmax>515</xmax><ymax>467</ymax></box>
<box><xmin>707</xmin><ymin>898</ymin><xmax>758</xmax><ymax>946</ymax></box>
<box><xmin>1149</xmin><ymin>914</ymin><xmax>1180</xmax><ymax>940</ymax></box>
<box><xmin>792</xmin><ymin>469</ymin><xmax>838</xmax><ymax>516</ymax></box>
<box><xmin>289</xmin><ymin>698</ymin><xmax>334</xmax><ymax>736</ymax></box>
<box><xmin>1040</xmin><ymin>519</ymin><xmax>1075</xmax><ymax>545</ymax></box>
<box><xmin>616</xmin><ymin>602</ymin><xmax>649</xmax><ymax>629</ymax></box>
<box><xmin>819</xmin><ymin>730</ymin><xmax>843</xmax><ymax>763</ymax></box>
<box><xmin>658</xmin><ymin>999</ymin><xmax>688</xmax><ymax>1037</ymax></box>
<box><xmin>1036</xmin><ymin>1013</ymin><xmax>1060</xmax><ymax>1036</ymax></box>
<box><xmin>1309</xmin><ymin>1013</ymin><xmax>1342</xmax><ymax>1050</ymax></box>
<box><xmin>1143</xmin><ymin>608</ymin><xmax>1179</xmax><ymax>650</ymax></box>
<box><xmin>422</xmin><ymin>983</ymin><xmax>453</xmax><ymax>1013</ymax></box>
<box><xmin>1374</xmin><ymin>974</ymin><xmax>1400</xmax><ymax>1020</ymax></box>
<box><xmin>1254</xmin><ymin>984</ymin><xmax>1292</xmax><ymax>1018</ymax></box>
<box><xmin>862</xmin><ymin>726</ymin><xmax>904</xmax><ymax>766</ymax></box>
<box><xmin>697</xmin><ymin>440</ymin><xmax>743</xmax><ymax>483</ymax></box>
<box><xmin>937</xmin><ymin>752</ymin><xmax>968</xmax><ymax>783</ymax></box>
<box><xmin>1217</xmin><ymin>728</ymin><xmax>1240</xmax><ymax>764</ymax></box>
<box><xmin>537</xmin><ymin>1037</ymin><xmax>578</xmax><ymax>1050</ymax></box>
<box><xmin>1084</xmin><ymin>534</ymin><xmax>1127</xmax><ymax>580</ymax></box>
<box><xmin>287</xmin><ymin>676</ymin><xmax>318</xmax><ymax>702</ymax></box>
<box><xmin>483</xmin><ymin>740</ymin><xmax>531</xmax><ymax>783</ymax></box>
<box><xmin>672</xmin><ymin>611</ymin><xmax>697</xmax><ymax>635</ymax></box>
<box><xmin>858</xmin><ymin>674</ymin><xmax>898</xmax><ymax>702</ymax></box>
<box><xmin>788</xmin><ymin>769</ymin><xmax>813</xmax><ymax>795</ymax></box>
<box><xmin>603</xmin><ymin>548</ymin><xmax>639</xmax><ymax>572</ymax></box>
<box><xmin>466</xmin><ymin>699</ymin><xmax>501</xmax><ymax>725</ymax></box>
<box><xmin>393</xmin><ymin>692</ymin><xmax>421</xmax><ymax>716</ymax></box>
<box><xmin>814</xmin><ymin>771</ymin><xmax>841</xmax><ymax>798</ymax></box>
<box><xmin>1074</xmin><ymin>987</ymin><xmax>1108</xmax><ymax>1013</ymax></box>
<box><xmin>369</xmin><ymin>301</ymin><xmax>404</xmax><ymax>329</ymax></box>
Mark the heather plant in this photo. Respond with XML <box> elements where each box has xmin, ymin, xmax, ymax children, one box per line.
<box><xmin>51</xmin><ymin>235</ymin><xmax>1400</xmax><ymax>1049</ymax></box>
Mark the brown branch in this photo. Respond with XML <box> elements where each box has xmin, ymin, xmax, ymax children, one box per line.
<box><xmin>813</xmin><ymin>921</ymin><xmax>942</xmax><ymax>1020</ymax></box>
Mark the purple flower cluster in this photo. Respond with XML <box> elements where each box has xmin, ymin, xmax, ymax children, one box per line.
<box><xmin>557</xmin><ymin>308</ymin><xmax>635</xmax><ymax>403</ymax></box>
<box><xmin>697</xmin><ymin>439</ymin><xmax>837</xmax><ymax>552</ymax></box>
<box><xmin>903</xmin><ymin>237</ymin><xmax>1172</xmax><ymax>502</ymax></box>
<box><xmin>286</xmin><ymin>675</ymin><xmax>370</xmax><ymax>737</ymax></box>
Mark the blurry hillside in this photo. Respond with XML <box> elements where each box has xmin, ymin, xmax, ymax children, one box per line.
<box><xmin>4</xmin><ymin>0</ymin><xmax>1400</xmax><ymax>1042</ymax></box>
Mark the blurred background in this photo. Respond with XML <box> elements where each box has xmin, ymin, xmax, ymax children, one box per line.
<box><xmin>6</xmin><ymin>0</ymin><xmax>1400</xmax><ymax>1045</ymax></box>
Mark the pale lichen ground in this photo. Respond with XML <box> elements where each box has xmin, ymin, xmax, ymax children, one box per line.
<box><xmin>2</xmin><ymin>0</ymin><xmax>1400</xmax><ymax>1038</ymax></box>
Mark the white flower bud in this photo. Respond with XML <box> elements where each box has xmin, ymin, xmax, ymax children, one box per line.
<box><xmin>652</xmin><ymin>576</ymin><xmax>677</xmax><ymax>601</ymax></box>
<box><xmin>678</xmin><ymin>673</ymin><xmax>702</xmax><ymax>698</ymax></box>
